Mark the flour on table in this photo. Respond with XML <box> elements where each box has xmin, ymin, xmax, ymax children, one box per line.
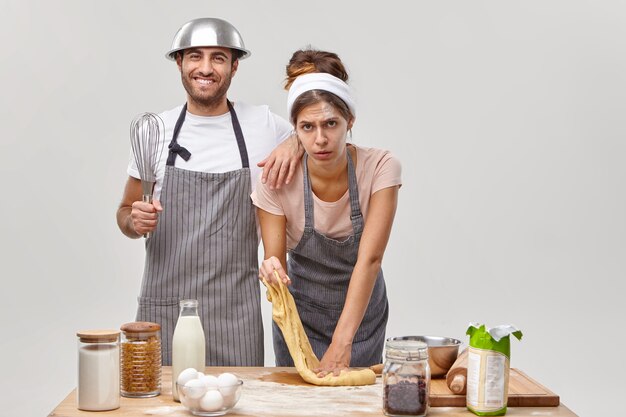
<box><xmin>143</xmin><ymin>405</ymin><xmax>186</xmax><ymax>415</ymax></box>
<box><xmin>235</xmin><ymin>376</ymin><xmax>382</xmax><ymax>416</ymax></box>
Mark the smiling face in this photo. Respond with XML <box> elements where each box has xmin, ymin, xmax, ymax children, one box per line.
<box><xmin>296</xmin><ymin>100</ymin><xmax>354</xmax><ymax>166</ymax></box>
<box><xmin>176</xmin><ymin>47</ymin><xmax>238</xmax><ymax>115</ymax></box>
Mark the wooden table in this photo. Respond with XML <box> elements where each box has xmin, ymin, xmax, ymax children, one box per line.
<box><xmin>49</xmin><ymin>367</ymin><xmax>579</xmax><ymax>417</ymax></box>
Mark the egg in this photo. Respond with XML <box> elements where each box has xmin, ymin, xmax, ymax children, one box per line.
<box><xmin>217</xmin><ymin>372</ymin><xmax>239</xmax><ymax>396</ymax></box>
<box><xmin>184</xmin><ymin>378</ymin><xmax>208</xmax><ymax>399</ymax></box>
<box><xmin>222</xmin><ymin>391</ymin><xmax>237</xmax><ymax>408</ymax></box>
<box><xmin>217</xmin><ymin>372</ymin><xmax>238</xmax><ymax>385</ymax></box>
<box><xmin>181</xmin><ymin>395</ymin><xmax>201</xmax><ymax>410</ymax></box>
<box><xmin>199</xmin><ymin>390</ymin><xmax>224</xmax><ymax>412</ymax></box>
<box><xmin>200</xmin><ymin>374</ymin><xmax>219</xmax><ymax>389</ymax></box>
<box><xmin>197</xmin><ymin>372</ymin><xmax>205</xmax><ymax>379</ymax></box>
<box><xmin>177</xmin><ymin>367</ymin><xmax>199</xmax><ymax>386</ymax></box>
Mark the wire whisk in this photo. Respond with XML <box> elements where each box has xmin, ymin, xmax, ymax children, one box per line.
<box><xmin>130</xmin><ymin>112</ymin><xmax>165</xmax><ymax>238</ymax></box>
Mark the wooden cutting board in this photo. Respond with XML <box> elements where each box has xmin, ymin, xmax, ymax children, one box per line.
<box><xmin>430</xmin><ymin>368</ymin><xmax>560</xmax><ymax>407</ymax></box>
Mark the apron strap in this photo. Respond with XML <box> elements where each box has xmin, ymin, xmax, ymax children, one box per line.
<box><xmin>166</xmin><ymin>101</ymin><xmax>250</xmax><ymax>168</ymax></box>
<box><xmin>302</xmin><ymin>148</ymin><xmax>363</xmax><ymax>235</ymax></box>
<box><xmin>302</xmin><ymin>153</ymin><xmax>314</xmax><ymax>232</ymax></box>
<box><xmin>346</xmin><ymin>150</ymin><xmax>363</xmax><ymax>235</ymax></box>
<box><xmin>167</xmin><ymin>104</ymin><xmax>191</xmax><ymax>166</ymax></box>
<box><xmin>227</xmin><ymin>101</ymin><xmax>250</xmax><ymax>169</ymax></box>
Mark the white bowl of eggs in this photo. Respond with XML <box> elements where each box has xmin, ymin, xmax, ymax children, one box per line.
<box><xmin>176</xmin><ymin>368</ymin><xmax>243</xmax><ymax>416</ymax></box>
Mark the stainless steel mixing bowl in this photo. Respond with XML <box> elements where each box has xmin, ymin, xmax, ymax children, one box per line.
<box><xmin>388</xmin><ymin>336</ymin><xmax>462</xmax><ymax>378</ymax></box>
<box><xmin>166</xmin><ymin>17</ymin><xmax>251</xmax><ymax>60</ymax></box>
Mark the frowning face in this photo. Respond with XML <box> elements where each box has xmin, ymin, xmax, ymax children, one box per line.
<box><xmin>296</xmin><ymin>100</ymin><xmax>354</xmax><ymax>166</ymax></box>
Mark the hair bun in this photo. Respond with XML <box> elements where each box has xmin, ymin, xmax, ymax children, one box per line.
<box><xmin>285</xmin><ymin>49</ymin><xmax>349</xmax><ymax>90</ymax></box>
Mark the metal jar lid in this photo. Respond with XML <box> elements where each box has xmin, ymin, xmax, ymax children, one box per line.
<box><xmin>385</xmin><ymin>336</ymin><xmax>429</xmax><ymax>361</ymax></box>
<box><xmin>166</xmin><ymin>17</ymin><xmax>251</xmax><ymax>60</ymax></box>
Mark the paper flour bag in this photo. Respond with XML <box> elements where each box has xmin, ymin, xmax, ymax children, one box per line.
<box><xmin>466</xmin><ymin>323</ymin><xmax>523</xmax><ymax>416</ymax></box>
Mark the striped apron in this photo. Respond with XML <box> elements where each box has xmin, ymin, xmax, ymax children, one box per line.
<box><xmin>136</xmin><ymin>101</ymin><xmax>263</xmax><ymax>366</ymax></box>
<box><xmin>273</xmin><ymin>151</ymin><xmax>389</xmax><ymax>367</ymax></box>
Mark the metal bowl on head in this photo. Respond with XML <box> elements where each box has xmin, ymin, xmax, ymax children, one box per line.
<box><xmin>166</xmin><ymin>17</ymin><xmax>251</xmax><ymax>60</ymax></box>
<box><xmin>388</xmin><ymin>336</ymin><xmax>462</xmax><ymax>378</ymax></box>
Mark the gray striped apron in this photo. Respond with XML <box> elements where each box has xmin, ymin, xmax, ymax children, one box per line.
<box><xmin>136</xmin><ymin>101</ymin><xmax>263</xmax><ymax>366</ymax></box>
<box><xmin>273</xmin><ymin>151</ymin><xmax>389</xmax><ymax>367</ymax></box>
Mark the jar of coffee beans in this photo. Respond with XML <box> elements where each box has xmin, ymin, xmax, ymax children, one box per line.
<box><xmin>120</xmin><ymin>321</ymin><xmax>162</xmax><ymax>398</ymax></box>
<box><xmin>383</xmin><ymin>337</ymin><xmax>430</xmax><ymax>416</ymax></box>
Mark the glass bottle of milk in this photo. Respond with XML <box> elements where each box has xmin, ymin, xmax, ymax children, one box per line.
<box><xmin>172</xmin><ymin>299</ymin><xmax>206</xmax><ymax>401</ymax></box>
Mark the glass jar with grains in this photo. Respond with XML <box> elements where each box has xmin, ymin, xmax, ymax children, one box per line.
<box><xmin>120</xmin><ymin>321</ymin><xmax>162</xmax><ymax>398</ymax></box>
<box><xmin>383</xmin><ymin>337</ymin><xmax>431</xmax><ymax>417</ymax></box>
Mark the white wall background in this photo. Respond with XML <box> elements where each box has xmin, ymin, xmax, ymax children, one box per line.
<box><xmin>1</xmin><ymin>1</ymin><xmax>624</xmax><ymax>416</ymax></box>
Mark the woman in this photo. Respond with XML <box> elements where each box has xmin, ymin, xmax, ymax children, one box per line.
<box><xmin>252</xmin><ymin>49</ymin><xmax>401</xmax><ymax>376</ymax></box>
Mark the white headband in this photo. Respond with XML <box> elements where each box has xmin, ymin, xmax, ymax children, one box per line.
<box><xmin>287</xmin><ymin>73</ymin><xmax>356</xmax><ymax>121</ymax></box>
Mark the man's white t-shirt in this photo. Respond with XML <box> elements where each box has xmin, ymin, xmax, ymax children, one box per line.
<box><xmin>128</xmin><ymin>101</ymin><xmax>292</xmax><ymax>199</ymax></box>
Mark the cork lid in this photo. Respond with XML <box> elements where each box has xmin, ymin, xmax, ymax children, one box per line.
<box><xmin>76</xmin><ymin>329</ymin><xmax>120</xmax><ymax>343</ymax></box>
<box><xmin>120</xmin><ymin>321</ymin><xmax>161</xmax><ymax>334</ymax></box>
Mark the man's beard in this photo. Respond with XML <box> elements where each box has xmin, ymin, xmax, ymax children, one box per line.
<box><xmin>181</xmin><ymin>72</ymin><xmax>233</xmax><ymax>111</ymax></box>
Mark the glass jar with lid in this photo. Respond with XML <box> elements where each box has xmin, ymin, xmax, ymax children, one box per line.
<box><xmin>76</xmin><ymin>329</ymin><xmax>120</xmax><ymax>411</ymax></box>
<box><xmin>383</xmin><ymin>336</ymin><xmax>431</xmax><ymax>417</ymax></box>
<box><xmin>120</xmin><ymin>321</ymin><xmax>162</xmax><ymax>398</ymax></box>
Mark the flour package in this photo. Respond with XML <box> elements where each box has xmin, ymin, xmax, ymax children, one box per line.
<box><xmin>466</xmin><ymin>323</ymin><xmax>523</xmax><ymax>416</ymax></box>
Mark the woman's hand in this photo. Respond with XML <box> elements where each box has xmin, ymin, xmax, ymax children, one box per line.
<box><xmin>313</xmin><ymin>340</ymin><xmax>352</xmax><ymax>377</ymax></box>
<box><xmin>259</xmin><ymin>256</ymin><xmax>291</xmax><ymax>285</ymax></box>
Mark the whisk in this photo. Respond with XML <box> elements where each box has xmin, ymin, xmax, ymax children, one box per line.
<box><xmin>130</xmin><ymin>112</ymin><xmax>165</xmax><ymax>238</ymax></box>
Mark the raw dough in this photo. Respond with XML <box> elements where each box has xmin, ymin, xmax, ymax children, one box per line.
<box><xmin>262</xmin><ymin>276</ymin><xmax>376</xmax><ymax>386</ymax></box>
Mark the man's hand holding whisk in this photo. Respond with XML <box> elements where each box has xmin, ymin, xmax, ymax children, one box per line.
<box><xmin>130</xmin><ymin>199</ymin><xmax>163</xmax><ymax>236</ymax></box>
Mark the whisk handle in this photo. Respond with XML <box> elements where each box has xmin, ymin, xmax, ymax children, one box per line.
<box><xmin>142</xmin><ymin>194</ymin><xmax>153</xmax><ymax>239</ymax></box>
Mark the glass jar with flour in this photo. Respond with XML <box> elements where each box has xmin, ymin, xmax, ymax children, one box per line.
<box><xmin>76</xmin><ymin>329</ymin><xmax>120</xmax><ymax>411</ymax></box>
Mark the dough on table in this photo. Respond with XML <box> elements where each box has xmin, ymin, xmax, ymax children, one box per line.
<box><xmin>262</xmin><ymin>276</ymin><xmax>376</xmax><ymax>386</ymax></box>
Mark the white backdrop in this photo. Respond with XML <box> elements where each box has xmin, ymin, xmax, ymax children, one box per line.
<box><xmin>1</xmin><ymin>1</ymin><xmax>624</xmax><ymax>416</ymax></box>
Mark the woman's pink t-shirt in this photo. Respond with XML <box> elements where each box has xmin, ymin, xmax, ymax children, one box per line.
<box><xmin>251</xmin><ymin>146</ymin><xmax>402</xmax><ymax>250</ymax></box>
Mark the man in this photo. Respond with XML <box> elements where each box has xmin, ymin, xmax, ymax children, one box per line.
<box><xmin>116</xmin><ymin>18</ymin><xmax>301</xmax><ymax>366</ymax></box>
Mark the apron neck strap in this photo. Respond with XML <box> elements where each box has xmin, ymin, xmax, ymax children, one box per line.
<box><xmin>302</xmin><ymin>148</ymin><xmax>363</xmax><ymax>234</ymax></box>
<box><xmin>227</xmin><ymin>100</ymin><xmax>249</xmax><ymax>168</ymax></box>
<box><xmin>166</xmin><ymin>101</ymin><xmax>249</xmax><ymax>168</ymax></box>
<box><xmin>167</xmin><ymin>104</ymin><xmax>191</xmax><ymax>165</ymax></box>
<box><xmin>346</xmin><ymin>150</ymin><xmax>363</xmax><ymax>232</ymax></box>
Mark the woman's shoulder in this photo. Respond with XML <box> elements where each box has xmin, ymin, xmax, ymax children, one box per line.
<box><xmin>255</xmin><ymin>164</ymin><xmax>304</xmax><ymax>197</ymax></box>
<box><xmin>355</xmin><ymin>145</ymin><xmax>401</xmax><ymax>169</ymax></box>
<box><xmin>354</xmin><ymin>146</ymin><xmax>402</xmax><ymax>191</ymax></box>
